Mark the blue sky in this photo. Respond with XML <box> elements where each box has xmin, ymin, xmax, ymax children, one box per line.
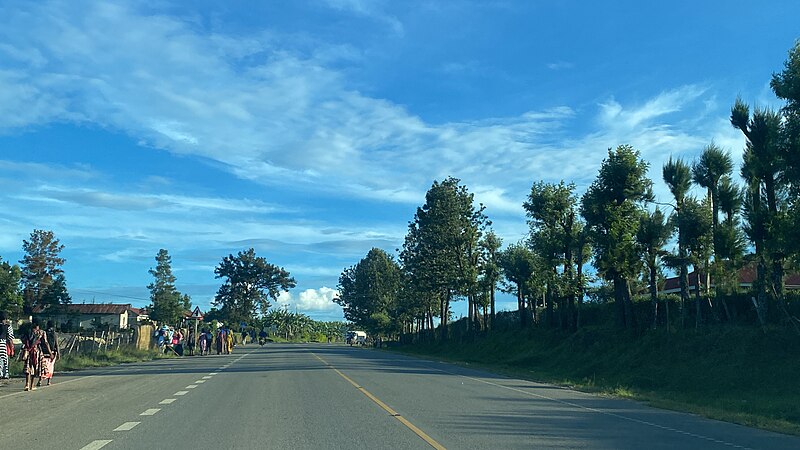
<box><xmin>0</xmin><ymin>0</ymin><xmax>797</xmax><ymax>321</ymax></box>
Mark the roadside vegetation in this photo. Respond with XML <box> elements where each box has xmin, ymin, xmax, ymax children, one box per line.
<box><xmin>334</xmin><ymin>40</ymin><xmax>800</xmax><ymax>434</ymax></box>
<box><xmin>396</xmin><ymin>312</ymin><xmax>800</xmax><ymax>435</ymax></box>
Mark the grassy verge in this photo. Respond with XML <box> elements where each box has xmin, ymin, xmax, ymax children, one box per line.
<box><xmin>9</xmin><ymin>347</ymin><xmax>173</xmax><ymax>377</ymax></box>
<box><xmin>390</xmin><ymin>326</ymin><xmax>800</xmax><ymax>436</ymax></box>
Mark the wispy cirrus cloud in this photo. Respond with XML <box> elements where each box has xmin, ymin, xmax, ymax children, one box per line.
<box><xmin>0</xmin><ymin>1</ymin><xmax>742</xmax><ymax>226</ymax></box>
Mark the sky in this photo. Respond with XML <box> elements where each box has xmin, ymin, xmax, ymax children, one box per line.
<box><xmin>0</xmin><ymin>0</ymin><xmax>798</xmax><ymax>321</ymax></box>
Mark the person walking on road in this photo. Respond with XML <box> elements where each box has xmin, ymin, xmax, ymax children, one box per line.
<box><xmin>0</xmin><ymin>311</ymin><xmax>14</xmax><ymax>380</ymax></box>
<box><xmin>199</xmin><ymin>330</ymin><xmax>208</xmax><ymax>356</ymax></box>
<box><xmin>226</xmin><ymin>327</ymin><xmax>234</xmax><ymax>354</ymax></box>
<box><xmin>186</xmin><ymin>328</ymin><xmax>195</xmax><ymax>356</ymax></box>
<box><xmin>38</xmin><ymin>320</ymin><xmax>59</xmax><ymax>387</ymax></box>
<box><xmin>22</xmin><ymin>320</ymin><xmax>52</xmax><ymax>391</ymax></box>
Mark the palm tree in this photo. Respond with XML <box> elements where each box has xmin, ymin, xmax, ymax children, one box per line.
<box><xmin>731</xmin><ymin>99</ymin><xmax>786</xmax><ymax>324</ymax></box>
<box><xmin>692</xmin><ymin>143</ymin><xmax>734</xmax><ymax>256</ymax></box>
<box><xmin>692</xmin><ymin>144</ymin><xmax>735</xmax><ymax>320</ymax></box>
<box><xmin>636</xmin><ymin>208</ymin><xmax>671</xmax><ymax>329</ymax></box>
<box><xmin>662</xmin><ymin>157</ymin><xmax>693</xmax><ymax>327</ymax></box>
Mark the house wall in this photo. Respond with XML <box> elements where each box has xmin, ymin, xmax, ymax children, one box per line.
<box><xmin>38</xmin><ymin>312</ymin><xmax>129</xmax><ymax>330</ymax></box>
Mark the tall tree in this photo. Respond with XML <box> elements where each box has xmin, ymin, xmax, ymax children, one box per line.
<box><xmin>147</xmin><ymin>249</ymin><xmax>188</xmax><ymax>326</ymax></box>
<box><xmin>635</xmin><ymin>208</ymin><xmax>671</xmax><ymax>329</ymax></box>
<box><xmin>771</xmin><ymin>41</ymin><xmax>800</xmax><ymax>268</ymax></box>
<box><xmin>524</xmin><ymin>181</ymin><xmax>581</xmax><ymax>329</ymax></box>
<box><xmin>478</xmin><ymin>231</ymin><xmax>502</xmax><ymax>330</ymax></box>
<box><xmin>692</xmin><ymin>143</ymin><xmax>734</xmax><ymax>257</ymax></box>
<box><xmin>673</xmin><ymin>198</ymin><xmax>713</xmax><ymax>329</ymax></box>
<box><xmin>731</xmin><ymin>99</ymin><xmax>787</xmax><ymax>321</ymax></box>
<box><xmin>0</xmin><ymin>258</ymin><xmax>23</xmax><ymax>317</ymax></box>
<box><xmin>692</xmin><ymin>143</ymin><xmax>735</xmax><ymax>319</ymax></box>
<box><xmin>662</xmin><ymin>157</ymin><xmax>693</xmax><ymax>327</ymax></box>
<box><xmin>20</xmin><ymin>229</ymin><xmax>66</xmax><ymax>314</ymax></box>
<box><xmin>40</xmin><ymin>273</ymin><xmax>71</xmax><ymax>307</ymax></box>
<box><xmin>334</xmin><ymin>248</ymin><xmax>402</xmax><ymax>338</ymax></box>
<box><xmin>581</xmin><ymin>145</ymin><xmax>653</xmax><ymax>329</ymax></box>
<box><xmin>400</xmin><ymin>177</ymin><xmax>486</xmax><ymax>340</ymax></box>
<box><xmin>499</xmin><ymin>243</ymin><xmax>538</xmax><ymax>327</ymax></box>
<box><xmin>213</xmin><ymin>248</ymin><xmax>295</xmax><ymax>326</ymax></box>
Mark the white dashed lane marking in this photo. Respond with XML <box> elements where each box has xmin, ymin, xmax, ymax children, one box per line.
<box><xmin>174</xmin><ymin>391</ymin><xmax>189</xmax><ymax>396</ymax></box>
<box><xmin>140</xmin><ymin>408</ymin><xmax>160</xmax><ymax>416</ymax></box>
<box><xmin>195</xmin><ymin>380</ymin><xmax>206</xmax><ymax>384</ymax></box>
<box><xmin>209</xmin><ymin>372</ymin><xmax>218</xmax><ymax>375</ymax></box>
<box><xmin>159</xmin><ymin>398</ymin><xmax>176</xmax><ymax>404</ymax></box>
<box><xmin>186</xmin><ymin>385</ymin><xmax>198</xmax><ymax>389</ymax></box>
<box><xmin>113</xmin><ymin>422</ymin><xmax>140</xmax><ymax>431</ymax></box>
<box><xmin>79</xmin><ymin>440</ymin><xmax>113</xmax><ymax>450</ymax></box>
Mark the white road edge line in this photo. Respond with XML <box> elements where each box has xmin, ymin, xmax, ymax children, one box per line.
<box><xmin>113</xmin><ymin>422</ymin><xmax>140</xmax><ymax>431</ymax></box>
<box><xmin>140</xmin><ymin>408</ymin><xmax>161</xmax><ymax>416</ymax></box>
<box><xmin>79</xmin><ymin>440</ymin><xmax>113</xmax><ymax>450</ymax></box>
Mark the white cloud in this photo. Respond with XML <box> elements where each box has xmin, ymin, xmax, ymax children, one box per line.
<box><xmin>546</xmin><ymin>61</ymin><xmax>574</xmax><ymax>70</ymax></box>
<box><xmin>276</xmin><ymin>287</ymin><xmax>341</xmax><ymax>313</ymax></box>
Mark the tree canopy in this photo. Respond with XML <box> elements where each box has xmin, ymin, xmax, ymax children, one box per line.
<box><xmin>213</xmin><ymin>248</ymin><xmax>296</xmax><ymax>326</ymax></box>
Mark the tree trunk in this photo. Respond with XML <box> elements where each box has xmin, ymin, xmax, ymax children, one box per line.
<box><xmin>546</xmin><ymin>275</ymin><xmax>555</xmax><ymax>327</ymax></box>
<box><xmin>694</xmin><ymin>266</ymin><xmax>703</xmax><ymax>330</ymax></box>
<box><xmin>649</xmin><ymin>263</ymin><xmax>658</xmax><ymax>329</ymax></box>
<box><xmin>576</xmin><ymin>247</ymin><xmax>585</xmax><ymax>330</ymax></box>
<box><xmin>613</xmin><ymin>272</ymin><xmax>627</xmax><ymax>328</ymax></box>
<box><xmin>467</xmin><ymin>293</ymin><xmax>474</xmax><ymax>332</ymax></box>
<box><xmin>517</xmin><ymin>285</ymin><xmax>527</xmax><ymax>328</ymax></box>
<box><xmin>679</xmin><ymin>252</ymin><xmax>689</xmax><ymax>329</ymax></box>
<box><xmin>490</xmin><ymin>286</ymin><xmax>496</xmax><ymax>331</ymax></box>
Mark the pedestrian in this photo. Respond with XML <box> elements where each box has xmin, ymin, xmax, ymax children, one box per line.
<box><xmin>22</xmin><ymin>319</ymin><xmax>52</xmax><ymax>391</ymax></box>
<box><xmin>186</xmin><ymin>328</ymin><xmax>195</xmax><ymax>356</ymax></box>
<box><xmin>241</xmin><ymin>330</ymin><xmax>248</xmax><ymax>346</ymax></box>
<box><xmin>226</xmin><ymin>327</ymin><xmax>234</xmax><ymax>354</ymax></box>
<box><xmin>38</xmin><ymin>320</ymin><xmax>59</xmax><ymax>387</ymax></box>
<box><xmin>216</xmin><ymin>328</ymin><xmax>224</xmax><ymax>355</ymax></box>
<box><xmin>0</xmin><ymin>311</ymin><xmax>14</xmax><ymax>380</ymax></box>
<box><xmin>199</xmin><ymin>330</ymin><xmax>207</xmax><ymax>356</ymax></box>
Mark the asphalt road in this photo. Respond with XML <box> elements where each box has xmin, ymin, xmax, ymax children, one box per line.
<box><xmin>1</xmin><ymin>343</ymin><xmax>798</xmax><ymax>449</ymax></box>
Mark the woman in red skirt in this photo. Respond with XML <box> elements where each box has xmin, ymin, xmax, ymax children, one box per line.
<box><xmin>22</xmin><ymin>320</ymin><xmax>52</xmax><ymax>391</ymax></box>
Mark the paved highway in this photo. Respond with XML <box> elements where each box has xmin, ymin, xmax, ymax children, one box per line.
<box><xmin>1</xmin><ymin>343</ymin><xmax>798</xmax><ymax>449</ymax></box>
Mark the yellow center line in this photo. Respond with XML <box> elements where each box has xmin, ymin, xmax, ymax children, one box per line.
<box><xmin>312</xmin><ymin>352</ymin><xmax>446</xmax><ymax>450</ymax></box>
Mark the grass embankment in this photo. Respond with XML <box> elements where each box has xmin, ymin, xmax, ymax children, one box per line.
<box><xmin>9</xmin><ymin>347</ymin><xmax>173</xmax><ymax>377</ymax></box>
<box><xmin>393</xmin><ymin>326</ymin><xmax>800</xmax><ymax>435</ymax></box>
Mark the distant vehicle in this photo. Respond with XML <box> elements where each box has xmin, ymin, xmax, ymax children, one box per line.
<box><xmin>345</xmin><ymin>330</ymin><xmax>367</xmax><ymax>346</ymax></box>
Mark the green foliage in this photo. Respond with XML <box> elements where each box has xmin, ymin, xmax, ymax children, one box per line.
<box><xmin>0</xmin><ymin>258</ymin><xmax>23</xmax><ymax>317</ymax></box>
<box><xmin>213</xmin><ymin>248</ymin><xmax>296</xmax><ymax>326</ymax></box>
<box><xmin>396</xmin><ymin>325</ymin><xmax>800</xmax><ymax>435</ymax></box>
<box><xmin>20</xmin><ymin>229</ymin><xmax>66</xmax><ymax>314</ymax></box>
<box><xmin>147</xmin><ymin>249</ymin><xmax>188</xmax><ymax>326</ymax></box>
<box><xmin>335</xmin><ymin>248</ymin><xmax>402</xmax><ymax>336</ymax></box>
<box><xmin>400</xmin><ymin>177</ymin><xmax>488</xmax><ymax>337</ymax></box>
<box><xmin>581</xmin><ymin>145</ymin><xmax>652</xmax><ymax>328</ymax></box>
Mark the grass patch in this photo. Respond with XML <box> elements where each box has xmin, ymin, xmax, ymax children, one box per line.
<box><xmin>390</xmin><ymin>325</ymin><xmax>800</xmax><ymax>436</ymax></box>
<box><xmin>9</xmin><ymin>347</ymin><xmax>173</xmax><ymax>377</ymax></box>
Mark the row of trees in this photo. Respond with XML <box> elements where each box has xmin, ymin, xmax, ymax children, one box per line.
<box><xmin>0</xmin><ymin>229</ymin><xmax>70</xmax><ymax>317</ymax></box>
<box><xmin>335</xmin><ymin>41</ymin><xmax>800</xmax><ymax>338</ymax></box>
<box><xmin>261</xmin><ymin>308</ymin><xmax>347</xmax><ymax>341</ymax></box>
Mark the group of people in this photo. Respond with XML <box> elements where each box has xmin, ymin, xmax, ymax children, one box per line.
<box><xmin>197</xmin><ymin>327</ymin><xmax>237</xmax><ymax>356</ymax></box>
<box><xmin>0</xmin><ymin>312</ymin><xmax>60</xmax><ymax>392</ymax></box>
<box><xmin>155</xmin><ymin>325</ymin><xmax>251</xmax><ymax>357</ymax></box>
